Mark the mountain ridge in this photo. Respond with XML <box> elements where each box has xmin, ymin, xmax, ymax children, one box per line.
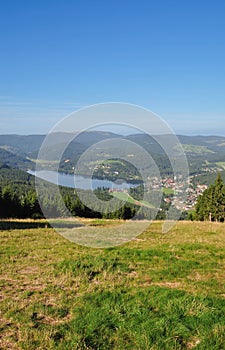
<box><xmin>0</xmin><ymin>132</ymin><xmax>225</xmax><ymax>176</ymax></box>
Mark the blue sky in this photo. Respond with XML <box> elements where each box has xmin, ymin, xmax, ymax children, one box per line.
<box><xmin>0</xmin><ymin>0</ymin><xmax>224</xmax><ymax>135</ymax></box>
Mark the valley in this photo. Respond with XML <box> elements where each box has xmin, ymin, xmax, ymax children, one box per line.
<box><xmin>1</xmin><ymin>132</ymin><xmax>225</xmax><ymax>219</ymax></box>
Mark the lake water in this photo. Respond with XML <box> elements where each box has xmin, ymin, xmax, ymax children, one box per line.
<box><xmin>28</xmin><ymin>170</ymin><xmax>139</xmax><ymax>190</ymax></box>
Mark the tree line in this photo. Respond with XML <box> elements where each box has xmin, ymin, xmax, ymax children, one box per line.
<box><xmin>0</xmin><ymin>165</ymin><xmax>185</xmax><ymax>221</ymax></box>
<box><xmin>0</xmin><ymin>166</ymin><xmax>156</xmax><ymax>220</ymax></box>
<box><xmin>0</xmin><ymin>182</ymin><xmax>156</xmax><ymax>220</ymax></box>
<box><xmin>195</xmin><ymin>173</ymin><xmax>225</xmax><ymax>222</ymax></box>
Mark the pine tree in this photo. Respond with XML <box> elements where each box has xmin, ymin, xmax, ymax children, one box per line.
<box><xmin>196</xmin><ymin>173</ymin><xmax>225</xmax><ymax>222</ymax></box>
<box><xmin>213</xmin><ymin>173</ymin><xmax>225</xmax><ymax>221</ymax></box>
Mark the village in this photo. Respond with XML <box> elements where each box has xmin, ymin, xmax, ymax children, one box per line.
<box><xmin>150</xmin><ymin>174</ymin><xmax>208</xmax><ymax>211</ymax></box>
<box><xmin>109</xmin><ymin>173</ymin><xmax>208</xmax><ymax>212</ymax></box>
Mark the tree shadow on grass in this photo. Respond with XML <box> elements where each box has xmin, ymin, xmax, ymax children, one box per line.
<box><xmin>0</xmin><ymin>220</ymin><xmax>84</xmax><ymax>230</ymax></box>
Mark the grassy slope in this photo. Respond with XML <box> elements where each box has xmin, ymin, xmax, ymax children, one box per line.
<box><xmin>0</xmin><ymin>220</ymin><xmax>225</xmax><ymax>349</ymax></box>
<box><xmin>112</xmin><ymin>192</ymin><xmax>155</xmax><ymax>208</ymax></box>
<box><xmin>162</xmin><ymin>187</ymin><xmax>175</xmax><ymax>195</ymax></box>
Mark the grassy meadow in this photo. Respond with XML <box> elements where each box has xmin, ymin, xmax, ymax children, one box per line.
<box><xmin>0</xmin><ymin>219</ymin><xmax>225</xmax><ymax>349</ymax></box>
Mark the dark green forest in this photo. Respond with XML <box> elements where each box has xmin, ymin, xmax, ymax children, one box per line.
<box><xmin>196</xmin><ymin>173</ymin><xmax>225</xmax><ymax>222</ymax></box>
<box><xmin>0</xmin><ymin>165</ymin><xmax>167</xmax><ymax>220</ymax></box>
<box><xmin>3</xmin><ymin>163</ymin><xmax>225</xmax><ymax>223</ymax></box>
<box><xmin>1</xmin><ymin>134</ymin><xmax>225</xmax><ymax>223</ymax></box>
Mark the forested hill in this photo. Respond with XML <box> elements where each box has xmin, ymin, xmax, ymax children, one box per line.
<box><xmin>1</xmin><ymin>133</ymin><xmax>225</xmax><ymax>159</ymax></box>
<box><xmin>0</xmin><ymin>149</ymin><xmax>34</xmax><ymax>170</ymax></box>
<box><xmin>0</xmin><ymin>165</ymin><xmax>39</xmax><ymax>218</ymax></box>
<box><xmin>0</xmin><ymin>164</ymin><xmax>34</xmax><ymax>189</ymax></box>
<box><xmin>0</xmin><ymin>166</ymin><xmax>155</xmax><ymax>220</ymax></box>
<box><xmin>0</xmin><ymin>134</ymin><xmax>45</xmax><ymax>155</ymax></box>
<box><xmin>1</xmin><ymin>132</ymin><xmax>225</xmax><ymax>179</ymax></box>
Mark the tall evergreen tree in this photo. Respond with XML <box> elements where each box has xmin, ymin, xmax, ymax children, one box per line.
<box><xmin>196</xmin><ymin>173</ymin><xmax>225</xmax><ymax>222</ymax></box>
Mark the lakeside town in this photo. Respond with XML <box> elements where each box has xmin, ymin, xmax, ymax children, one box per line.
<box><xmin>152</xmin><ymin>175</ymin><xmax>208</xmax><ymax>211</ymax></box>
<box><xmin>90</xmin><ymin>157</ymin><xmax>225</xmax><ymax>212</ymax></box>
<box><xmin>109</xmin><ymin>173</ymin><xmax>208</xmax><ymax>212</ymax></box>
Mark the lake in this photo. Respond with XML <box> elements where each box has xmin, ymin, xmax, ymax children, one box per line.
<box><xmin>28</xmin><ymin>170</ymin><xmax>139</xmax><ymax>190</ymax></box>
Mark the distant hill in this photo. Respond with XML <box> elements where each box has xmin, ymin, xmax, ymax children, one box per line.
<box><xmin>177</xmin><ymin>135</ymin><xmax>225</xmax><ymax>154</ymax></box>
<box><xmin>0</xmin><ymin>131</ymin><xmax>119</xmax><ymax>158</ymax></box>
<box><xmin>0</xmin><ymin>134</ymin><xmax>45</xmax><ymax>156</ymax></box>
<box><xmin>1</xmin><ymin>132</ymin><xmax>225</xmax><ymax>178</ymax></box>
<box><xmin>0</xmin><ymin>148</ymin><xmax>34</xmax><ymax>170</ymax></box>
<box><xmin>1</xmin><ymin>132</ymin><xmax>225</xmax><ymax>157</ymax></box>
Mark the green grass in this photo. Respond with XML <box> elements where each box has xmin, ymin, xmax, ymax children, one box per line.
<box><xmin>1</xmin><ymin>220</ymin><xmax>225</xmax><ymax>349</ymax></box>
<box><xmin>181</xmin><ymin>144</ymin><xmax>214</xmax><ymax>154</ymax></box>
<box><xmin>112</xmin><ymin>191</ymin><xmax>154</xmax><ymax>208</ymax></box>
<box><xmin>162</xmin><ymin>187</ymin><xmax>175</xmax><ymax>195</ymax></box>
<box><xmin>112</xmin><ymin>191</ymin><xmax>135</xmax><ymax>203</ymax></box>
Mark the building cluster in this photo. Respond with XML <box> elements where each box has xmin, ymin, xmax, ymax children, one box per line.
<box><xmin>72</xmin><ymin>161</ymin><xmax>210</xmax><ymax>211</ymax></box>
<box><xmin>108</xmin><ymin>174</ymin><xmax>208</xmax><ymax>211</ymax></box>
<box><xmin>148</xmin><ymin>175</ymin><xmax>208</xmax><ymax>211</ymax></box>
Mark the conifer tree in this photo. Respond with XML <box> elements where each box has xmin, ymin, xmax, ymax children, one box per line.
<box><xmin>196</xmin><ymin>173</ymin><xmax>225</xmax><ymax>222</ymax></box>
